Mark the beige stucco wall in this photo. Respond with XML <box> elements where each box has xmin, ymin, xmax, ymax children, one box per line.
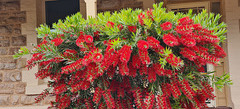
<box><xmin>225</xmin><ymin>0</ymin><xmax>240</xmax><ymax>108</ymax></box>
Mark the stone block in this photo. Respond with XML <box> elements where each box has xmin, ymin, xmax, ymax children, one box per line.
<box><xmin>21</xmin><ymin>95</ymin><xmax>37</xmax><ymax>105</ymax></box>
<box><xmin>3</xmin><ymin>71</ymin><xmax>21</xmax><ymax>82</ymax></box>
<box><xmin>0</xmin><ymin>95</ymin><xmax>10</xmax><ymax>106</ymax></box>
<box><xmin>12</xmin><ymin>35</ymin><xmax>26</xmax><ymax>46</ymax></box>
<box><xmin>0</xmin><ymin>40</ymin><xmax>10</xmax><ymax>47</ymax></box>
<box><xmin>0</xmin><ymin>56</ymin><xmax>16</xmax><ymax>63</ymax></box>
<box><xmin>16</xmin><ymin>58</ymin><xmax>26</xmax><ymax>69</ymax></box>
<box><xmin>5</xmin><ymin>1</ymin><xmax>20</xmax><ymax>11</ymax></box>
<box><xmin>0</xmin><ymin>83</ymin><xmax>14</xmax><ymax>94</ymax></box>
<box><xmin>11</xmin><ymin>95</ymin><xmax>21</xmax><ymax>105</ymax></box>
<box><xmin>15</xmin><ymin>82</ymin><xmax>26</xmax><ymax>94</ymax></box>
<box><xmin>4</xmin><ymin>63</ymin><xmax>16</xmax><ymax>69</ymax></box>
<box><xmin>9</xmin><ymin>47</ymin><xmax>20</xmax><ymax>55</ymax></box>
<box><xmin>0</xmin><ymin>26</ymin><xmax>11</xmax><ymax>34</ymax></box>
<box><xmin>0</xmin><ymin>47</ymin><xmax>8</xmax><ymax>55</ymax></box>
<box><xmin>0</xmin><ymin>11</ymin><xmax>26</xmax><ymax>25</ymax></box>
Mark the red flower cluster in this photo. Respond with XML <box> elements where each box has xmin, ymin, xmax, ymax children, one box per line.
<box><xmin>138</xmin><ymin>13</ymin><xmax>146</xmax><ymax>26</ymax></box>
<box><xmin>136</xmin><ymin>40</ymin><xmax>150</xmax><ymax>65</ymax></box>
<box><xmin>27</xmin><ymin>8</ymin><xmax>228</xmax><ymax>109</ymax></box>
<box><xmin>161</xmin><ymin>22</ymin><xmax>172</xmax><ymax>31</ymax></box>
<box><xmin>166</xmin><ymin>54</ymin><xmax>182</xmax><ymax>67</ymax></box>
<box><xmin>51</xmin><ymin>37</ymin><xmax>63</xmax><ymax>46</ymax></box>
<box><xmin>163</xmin><ymin>33</ymin><xmax>179</xmax><ymax>46</ymax></box>
<box><xmin>106</xmin><ymin>21</ymin><xmax>114</xmax><ymax>28</ymax></box>
<box><xmin>128</xmin><ymin>25</ymin><xmax>137</xmax><ymax>33</ymax></box>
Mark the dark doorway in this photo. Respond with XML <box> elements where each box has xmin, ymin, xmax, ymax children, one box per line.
<box><xmin>45</xmin><ymin>0</ymin><xmax>80</xmax><ymax>27</ymax></box>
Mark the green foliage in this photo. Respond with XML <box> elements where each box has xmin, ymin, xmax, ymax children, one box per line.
<box><xmin>13</xmin><ymin>47</ymin><xmax>30</xmax><ymax>59</ymax></box>
<box><xmin>212</xmin><ymin>73</ymin><xmax>233</xmax><ymax>91</ymax></box>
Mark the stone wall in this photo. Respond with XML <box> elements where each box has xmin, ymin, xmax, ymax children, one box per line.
<box><xmin>97</xmin><ymin>0</ymin><xmax>143</xmax><ymax>13</ymax></box>
<box><xmin>0</xmin><ymin>0</ymin><xmax>53</xmax><ymax>108</ymax></box>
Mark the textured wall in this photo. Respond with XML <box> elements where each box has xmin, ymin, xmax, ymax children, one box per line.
<box><xmin>0</xmin><ymin>0</ymin><xmax>53</xmax><ymax>108</ymax></box>
<box><xmin>97</xmin><ymin>0</ymin><xmax>143</xmax><ymax>13</ymax></box>
<box><xmin>0</xmin><ymin>0</ymin><xmax>27</xmax><ymax>106</ymax></box>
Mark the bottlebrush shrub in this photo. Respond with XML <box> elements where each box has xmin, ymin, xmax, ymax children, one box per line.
<box><xmin>14</xmin><ymin>3</ymin><xmax>232</xmax><ymax>109</ymax></box>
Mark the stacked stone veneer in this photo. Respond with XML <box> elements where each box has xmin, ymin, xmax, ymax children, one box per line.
<box><xmin>0</xmin><ymin>0</ymin><xmax>54</xmax><ymax>107</ymax></box>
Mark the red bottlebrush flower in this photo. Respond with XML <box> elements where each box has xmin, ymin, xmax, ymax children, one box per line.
<box><xmin>51</xmin><ymin>38</ymin><xmax>63</xmax><ymax>46</ymax></box>
<box><xmin>201</xmin><ymin>82</ymin><xmax>215</xmax><ymax>100</ymax></box>
<box><xmin>71</xmin><ymin>80</ymin><xmax>91</xmax><ymax>92</ymax></box>
<box><xmin>93</xmin><ymin>87</ymin><xmax>103</xmax><ymax>104</ymax></box>
<box><xmin>128</xmin><ymin>25</ymin><xmax>137</xmax><ymax>33</ymax></box>
<box><xmin>139</xmin><ymin>64</ymin><xmax>148</xmax><ymax>75</ymax></box>
<box><xmin>169</xmin><ymin>79</ymin><xmax>181</xmax><ymax>98</ymax></box>
<box><xmin>119</xmin><ymin>61</ymin><xmax>129</xmax><ymax>76</ymax></box>
<box><xmin>148</xmin><ymin>67</ymin><xmax>157</xmax><ymax>83</ymax></box>
<box><xmin>93</xmin><ymin>52</ymin><xmax>103</xmax><ymax>63</ymax></box>
<box><xmin>76</xmin><ymin>35</ymin><xmax>85</xmax><ymax>47</ymax></box>
<box><xmin>103</xmin><ymin>89</ymin><xmax>115</xmax><ymax>109</ymax></box>
<box><xmin>193</xmin><ymin>23</ymin><xmax>202</xmax><ymax>30</ymax></box>
<box><xmin>119</xmin><ymin>45</ymin><xmax>132</xmax><ymax>63</ymax></box>
<box><xmin>27</xmin><ymin>53</ymin><xmax>42</xmax><ymax>65</ymax></box>
<box><xmin>153</xmin><ymin>63</ymin><xmax>165</xmax><ymax>76</ymax></box>
<box><xmin>54</xmin><ymin>84</ymin><xmax>67</xmax><ymax>94</ymax></box>
<box><xmin>202</xmin><ymin>34</ymin><xmax>219</xmax><ymax>43</ymax></box>
<box><xmin>180</xmin><ymin>36</ymin><xmax>196</xmax><ymax>47</ymax></box>
<box><xmin>115</xmin><ymin>99</ymin><xmax>123</xmax><ymax>109</ymax></box>
<box><xmin>146</xmin><ymin>9</ymin><xmax>154</xmax><ymax>21</ymax></box>
<box><xmin>180</xmin><ymin>47</ymin><xmax>196</xmax><ymax>61</ymax></box>
<box><xmin>161</xmin><ymin>22</ymin><xmax>172</xmax><ymax>31</ymax></box>
<box><xmin>85</xmin><ymin>63</ymin><xmax>99</xmax><ymax>82</ymax></box>
<box><xmin>56</xmin><ymin>94</ymin><xmax>71</xmax><ymax>109</ymax></box>
<box><xmin>156</xmin><ymin>94</ymin><xmax>169</xmax><ymax>109</ymax></box>
<box><xmin>37</xmin><ymin>39</ymin><xmax>47</xmax><ymax>48</ymax></box>
<box><xmin>117</xmin><ymin>24</ymin><xmax>123</xmax><ymax>31</ymax></box>
<box><xmin>161</xmin><ymin>83</ymin><xmax>171</xmax><ymax>97</ymax></box>
<box><xmin>98</xmin><ymin>102</ymin><xmax>107</xmax><ymax>109</ymax></box>
<box><xmin>137</xmin><ymin>40</ymin><xmax>149</xmax><ymax>50</ymax></box>
<box><xmin>106</xmin><ymin>21</ymin><xmax>114</xmax><ymax>28</ymax></box>
<box><xmin>197</xmin><ymin>66</ymin><xmax>205</xmax><ymax>72</ymax></box>
<box><xmin>163</xmin><ymin>33</ymin><xmax>179</xmax><ymax>47</ymax></box>
<box><xmin>192</xmin><ymin>33</ymin><xmax>203</xmax><ymax>43</ymax></box>
<box><xmin>61</xmin><ymin>59</ymin><xmax>83</xmax><ymax>74</ymax></box>
<box><xmin>129</xmin><ymin>61</ymin><xmax>137</xmax><ymax>77</ymax></box>
<box><xmin>35</xmin><ymin>89</ymin><xmax>49</xmax><ymax>103</ymax></box>
<box><xmin>165</xmin><ymin>69</ymin><xmax>173</xmax><ymax>77</ymax></box>
<box><xmin>147</xmin><ymin>36</ymin><xmax>160</xmax><ymax>49</ymax></box>
<box><xmin>131</xmin><ymin>54</ymin><xmax>141</xmax><ymax>69</ymax></box>
<box><xmin>152</xmin><ymin>45</ymin><xmax>164</xmax><ymax>54</ymax></box>
<box><xmin>133</xmin><ymin>88</ymin><xmax>144</xmax><ymax>109</ymax></box>
<box><xmin>85</xmin><ymin>35</ymin><xmax>93</xmax><ymax>43</ymax></box>
<box><xmin>138</xmin><ymin>50</ymin><xmax>150</xmax><ymax>65</ymax></box>
<box><xmin>85</xmin><ymin>98</ymin><xmax>93</xmax><ymax>109</ymax></box>
<box><xmin>212</xmin><ymin>44</ymin><xmax>226</xmax><ymax>58</ymax></box>
<box><xmin>179</xmin><ymin>79</ymin><xmax>195</xmax><ymax>100</ymax></box>
<box><xmin>63</xmin><ymin>49</ymin><xmax>78</xmax><ymax>59</ymax></box>
<box><xmin>175</xmin><ymin>25</ymin><xmax>193</xmax><ymax>35</ymax></box>
<box><xmin>94</xmin><ymin>31</ymin><xmax>100</xmax><ymax>40</ymax></box>
<box><xmin>144</xmin><ymin>92</ymin><xmax>155</xmax><ymax>109</ymax></box>
<box><xmin>138</xmin><ymin>13</ymin><xmax>146</xmax><ymax>26</ymax></box>
<box><xmin>166</xmin><ymin>54</ymin><xmax>183</xmax><ymax>68</ymax></box>
<box><xmin>178</xmin><ymin>16</ymin><xmax>193</xmax><ymax>25</ymax></box>
<box><xmin>107</xmin><ymin>66</ymin><xmax>115</xmax><ymax>78</ymax></box>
